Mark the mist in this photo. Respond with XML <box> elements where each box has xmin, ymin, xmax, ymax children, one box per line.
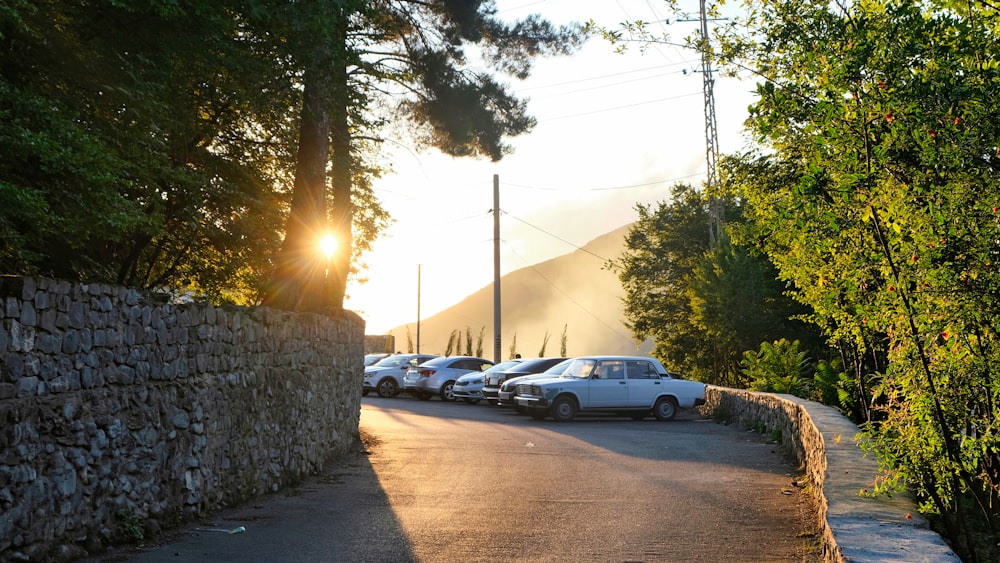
<box><xmin>380</xmin><ymin>223</ymin><xmax>653</xmax><ymax>359</ymax></box>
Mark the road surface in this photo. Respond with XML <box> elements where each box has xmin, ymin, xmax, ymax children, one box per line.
<box><xmin>93</xmin><ymin>396</ymin><xmax>819</xmax><ymax>562</ymax></box>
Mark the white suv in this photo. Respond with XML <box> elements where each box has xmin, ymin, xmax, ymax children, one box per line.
<box><xmin>514</xmin><ymin>356</ymin><xmax>705</xmax><ymax>421</ymax></box>
<box><xmin>363</xmin><ymin>354</ymin><xmax>439</xmax><ymax>398</ymax></box>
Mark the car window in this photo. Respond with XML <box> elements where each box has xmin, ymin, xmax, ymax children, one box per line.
<box><xmin>595</xmin><ymin>360</ymin><xmax>625</xmax><ymax>380</ymax></box>
<box><xmin>452</xmin><ymin>358</ymin><xmax>481</xmax><ymax>370</ymax></box>
<box><xmin>375</xmin><ymin>356</ymin><xmax>405</xmax><ymax>367</ymax></box>
<box><xmin>562</xmin><ymin>359</ymin><xmax>596</xmax><ymax>379</ymax></box>
<box><xmin>626</xmin><ymin>360</ymin><xmax>658</xmax><ymax>379</ymax></box>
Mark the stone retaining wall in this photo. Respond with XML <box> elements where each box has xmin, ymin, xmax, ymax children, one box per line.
<box><xmin>0</xmin><ymin>276</ymin><xmax>364</xmax><ymax>562</ymax></box>
<box><xmin>700</xmin><ymin>386</ymin><xmax>960</xmax><ymax>562</ymax></box>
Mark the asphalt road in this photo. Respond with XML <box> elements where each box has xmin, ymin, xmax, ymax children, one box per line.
<box><xmin>92</xmin><ymin>396</ymin><xmax>819</xmax><ymax>562</ymax></box>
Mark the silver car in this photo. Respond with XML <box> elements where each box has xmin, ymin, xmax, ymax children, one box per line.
<box><xmin>404</xmin><ymin>356</ymin><xmax>494</xmax><ymax>401</ymax></box>
<box><xmin>452</xmin><ymin>360</ymin><xmax>523</xmax><ymax>403</ymax></box>
<box><xmin>363</xmin><ymin>354</ymin><xmax>439</xmax><ymax>398</ymax></box>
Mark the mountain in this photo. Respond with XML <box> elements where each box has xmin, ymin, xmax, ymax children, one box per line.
<box><xmin>384</xmin><ymin>223</ymin><xmax>651</xmax><ymax>358</ymax></box>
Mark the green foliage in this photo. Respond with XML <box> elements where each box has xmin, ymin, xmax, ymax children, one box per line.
<box><xmin>609</xmin><ymin>183</ymin><xmax>825</xmax><ymax>385</ymax></box>
<box><xmin>2</xmin><ymin>1</ymin><xmax>579</xmax><ymax>309</ymax></box>
<box><xmin>115</xmin><ymin>509</ymin><xmax>145</xmax><ymax>543</ymax></box>
<box><xmin>718</xmin><ymin>0</ymin><xmax>1000</xmax><ymax>557</ymax></box>
<box><xmin>742</xmin><ymin>339</ymin><xmax>812</xmax><ymax>397</ymax></box>
<box><xmin>811</xmin><ymin>358</ymin><xmax>860</xmax><ymax>419</ymax></box>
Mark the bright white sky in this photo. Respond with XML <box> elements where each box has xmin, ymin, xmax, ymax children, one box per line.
<box><xmin>344</xmin><ymin>0</ymin><xmax>757</xmax><ymax>334</ymax></box>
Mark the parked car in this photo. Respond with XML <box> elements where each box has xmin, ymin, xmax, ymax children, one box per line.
<box><xmin>363</xmin><ymin>353</ymin><xmax>439</xmax><ymax>398</ymax></box>
<box><xmin>483</xmin><ymin>357</ymin><xmax>569</xmax><ymax>405</ymax></box>
<box><xmin>404</xmin><ymin>356</ymin><xmax>495</xmax><ymax>401</ymax></box>
<box><xmin>497</xmin><ymin>358</ymin><xmax>573</xmax><ymax>409</ymax></box>
<box><xmin>452</xmin><ymin>360</ymin><xmax>523</xmax><ymax>404</ymax></box>
<box><xmin>513</xmin><ymin>356</ymin><xmax>705</xmax><ymax>422</ymax></box>
<box><xmin>364</xmin><ymin>353</ymin><xmax>391</xmax><ymax>366</ymax></box>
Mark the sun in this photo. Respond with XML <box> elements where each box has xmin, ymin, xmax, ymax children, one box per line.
<box><xmin>319</xmin><ymin>234</ymin><xmax>337</xmax><ymax>259</ymax></box>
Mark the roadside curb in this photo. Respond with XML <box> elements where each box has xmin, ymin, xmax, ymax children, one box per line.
<box><xmin>699</xmin><ymin>387</ymin><xmax>960</xmax><ymax>562</ymax></box>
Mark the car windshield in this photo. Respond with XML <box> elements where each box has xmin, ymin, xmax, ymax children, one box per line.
<box><xmin>560</xmin><ymin>359</ymin><xmax>597</xmax><ymax>379</ymax></box>
<box><xmin>374</xmin><ymin>356</ymin><xmax>412</xmax><ymax>368</ymax></box>
<box><xmin>484</xmin><ymin>360</ymin><xmax>521</xmax><ymax>373</ymax></box>
<box><xmin>544</xmin><ymin>359</ymin><xmax>572</xmax><ymax>375</ymax></box>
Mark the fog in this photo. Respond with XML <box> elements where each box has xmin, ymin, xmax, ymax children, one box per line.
<box><xmin>382</xmin><ymin>223</ymin><xmax>654</xmax><ymax>359</ymax></box>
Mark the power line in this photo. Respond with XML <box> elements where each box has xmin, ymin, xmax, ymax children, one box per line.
<box><xmin>501</xmin><ymin>212</ymin><xmax>608</xmax><ymax>262</ymax></box>
<box><xmin>501</xmin><ymin>240</ymin><xmax>637</xmax><ymax>347</ymax></box>
<box><xmin>502</xmin><ymin>171</ymin><xmax>704</xmax><ymax>192</ymax></box>
<box><xmin>542</xmin><ymin>91</ymin><xmax>701</xmax><ymax>121</ymax></box>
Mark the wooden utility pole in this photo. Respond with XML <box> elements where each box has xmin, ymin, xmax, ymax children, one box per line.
<box><xmin>493</xmin><ymin>174</ymin><xmax>502</xmax><ymax>363</ymax></box>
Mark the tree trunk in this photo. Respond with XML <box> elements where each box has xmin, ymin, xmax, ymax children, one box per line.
<box><xmin>262</xmin><ymin>64</ymin><xmax>331</xmax><ymax>312</ymax></box>
<box><xmin>328</xmin><ymin>8</ymin><xmax>352</xmax><ymax>311</ymax></box>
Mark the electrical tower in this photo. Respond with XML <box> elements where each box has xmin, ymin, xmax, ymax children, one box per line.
<box><xmin>698</xmin><ymin>0</ymin><xmax>725</xmax><ymax>246</ymax></box>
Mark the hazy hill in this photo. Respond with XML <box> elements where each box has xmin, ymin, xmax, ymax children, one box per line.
<box><xmin>384</xmin><ymin>223</ymin><xmax>651</xmax><ymax>358</ymax></box>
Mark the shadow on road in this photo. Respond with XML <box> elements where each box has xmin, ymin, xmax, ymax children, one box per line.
<box><xmin>82</xmin><ymin>445</ymin><xmax>418</xmax><ymax>563</ymax></box>
<box><xmin>362</xmin><ymin>394</ymin><xmax>790</xmax><ymax>472</ymax></box>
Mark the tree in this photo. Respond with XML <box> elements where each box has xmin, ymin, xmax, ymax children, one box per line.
<box><xmin>260</xmin><ymin>1</ymin><xmax>583</xmax><ymax>312</ymax></box>
<box><xmin>609</xmin><ymin>184</ymin><xmax>712</xmax><ymax>378</ymax></box>
<box><xmin>608</xmin><ymin>183</ymin><xmax>818</xmax><ymax>384</ymax></box>
<box><xmin>0</xmin><ymin>1</ymin><xmax>332</xmax><ymax>302</ymax></box>
<box><xmin>718</xmin><ymin>0</ymin><xmax>1000</xmax><ymax>557</ymax></box>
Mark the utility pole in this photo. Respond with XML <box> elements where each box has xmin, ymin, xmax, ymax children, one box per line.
<box><xmin>416</xmin><ymin>263</ymin><xmax>421</xmax><ymax>353</ymax></box>
<box><xmin>699</xmin><ymin>0</ymin><xmax>725</xmax><ymax>246</ymax></box>
<box><xmin>492</xmin><ymin>174</ymin><xmax>501</xmax><ymax>363</ymax></box>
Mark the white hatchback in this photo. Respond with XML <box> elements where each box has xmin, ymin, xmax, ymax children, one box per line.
<box><xmin>514</xmin><ymin>356</ymin><xmax>705</xmax><ymax>422</ymax></box>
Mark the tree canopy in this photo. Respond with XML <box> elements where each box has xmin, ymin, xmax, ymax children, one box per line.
<box><xmin>717</xmin><ymin>0</ymin><xmax>1000</xmax><ymax>558</ymax></box>
<box><xmin>609</xmin><ymin>183</ymin><xmax>823</xmax><ymax>386</ymax></box>
<box><xmin>0</xmin><ymin>1</ymin><xmax>581</xmax><ymax>310</ymax></box>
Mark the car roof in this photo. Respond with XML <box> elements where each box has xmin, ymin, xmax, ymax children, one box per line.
<box><xmin>420</xmin><ymin>355</ymin><xmax>491</xmax><ymax>365</ymax></box>
<box><xmin>570</xmin><ymin>356</ymin><xmax>662</xmax><ymax>362</ymax></box>
<box><xmin>502</xmin><ymin>357</ymin><xmax>568</xmax><ymax>371</ymax></box>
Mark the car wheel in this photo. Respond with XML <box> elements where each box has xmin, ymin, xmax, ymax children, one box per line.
<box><xmin>440</xmin><ymin>381</ymin><xmax>457</xmax><ymax>402</ymax></box>
<box><xmin>528</xmin><ymin>408</ymin><xmax>547</xmax><ymax>420</ymax></box>
<box><xmin>653</xmin><ymin>396</ymin><xmax>678</xmax><ymax>421</ymax></box>
<box><xmin>629</xmin><ymin>411</ymin><xmax>648</xmax><ymax>421</ymax></box>
<box><xmin>376</xmin><ymin>378</ymin><xmax>398</xmax><ymax>398</ymax></box>
<box><xmin>551</xmin><ymin>396</ymin><xmax>578</xmax><ymax>422</ymax></box>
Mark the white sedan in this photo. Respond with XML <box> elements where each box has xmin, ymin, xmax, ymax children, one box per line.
<box><xmin>452</xmin><ymin>360</ymin><xmax>523</xmax><ymax>403</ymax></box>
<box><xmin>514</xmin><ymin>356</ymin><xmax>705</xmax><ymax>422</ymax></box>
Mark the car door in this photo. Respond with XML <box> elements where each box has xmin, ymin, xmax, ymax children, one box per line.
<box><xmin>624</xmin><ymin>360</ymin><xmax>664</xmax><ymax>407</ymax></box>
<box><xmin>587</xmin><ymin>359</ymin><xmax>629</xmax><ymax>407</ymax></box>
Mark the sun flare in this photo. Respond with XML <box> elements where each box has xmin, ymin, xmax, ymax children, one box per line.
<box><xmin>319</xmin><ymin>234</ymin><xmax>337</xmax><ymax>259</ymax></box>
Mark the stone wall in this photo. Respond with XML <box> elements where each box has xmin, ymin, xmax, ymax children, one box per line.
<box><xmin>700</xmin><ymin>386</ymin><xmax>960</xmax><ymax>562</ymax></box>
<box><xmin>0</xmin><ymin>276</ymin><xmax>364</xmax><ymax>562</ymax></box>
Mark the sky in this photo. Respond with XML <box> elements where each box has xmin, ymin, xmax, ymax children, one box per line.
<box><xmin>343</xmin><ymin>0</ymin><xmax>758</xmax><ymax>335</ymax></box>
